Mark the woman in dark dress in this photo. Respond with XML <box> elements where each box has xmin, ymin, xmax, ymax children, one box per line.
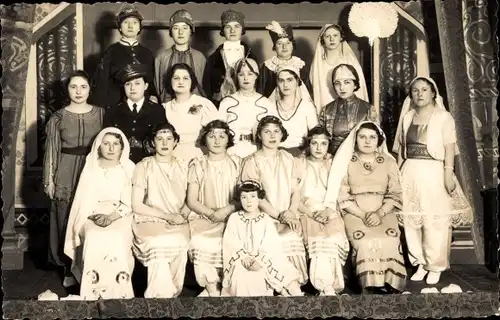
<box><xmin>89</xmin><ymin>3</ymin><xmax>158</xmax><ymax>109</ymax></box>
<box><xmin>319</xmin><ymin>64</ymin><xmax>378</xmax><ymax>154</ymax></box>
<box><xmin>43</xmin><ymin>70</ymin><xmax>105</xmax><ymax>288</ymax></box>
<box><xmin>202</xmin><ymin>9</ymin><xmax>257</xmax><ymax>108</ymax></box>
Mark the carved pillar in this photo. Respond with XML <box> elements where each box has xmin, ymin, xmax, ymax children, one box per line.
<box><xmin>434</xmin><ymin>0</ymin><xmax>485</xmax><ymax>264</ymax></box>
<box><xmin>1</xmin><ymin>4</ymin><xmax>36</xmax><ymax>270</ymax></box>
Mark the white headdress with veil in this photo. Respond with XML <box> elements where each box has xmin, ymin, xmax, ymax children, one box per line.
<box><xmin>392</xmin><ymin>76</ymin><xmax>459</xmax><ymax>159</ymax></box>
<box><xmin>323</xmin><ymin>121</ymin><xmax>393</xmax><ymax>210</ymax></box>
<box><xmin>309</xmin><ymin>24</ymin><xmax>369</xmax><ymax>114</ymax></box>
<box><xmin>64</xmin><ymin>127</ymin><xmax>136</xmax><ymax>264</ymax></box>
<box><xmin>269</xmin><ymin>64</ymin><xmax>313</xmax><ymax>106</ymax></box>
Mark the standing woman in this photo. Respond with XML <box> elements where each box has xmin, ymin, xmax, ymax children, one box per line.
<box><xmin>319</xmin><ymin>64</ymin><xmax>378</xmax><ymax>155</ymax></box>
<box><xmin>218</xmin><ymin>57</ymin><xmax>276</xmax><ymax>158</ymax></box>
<box><xmin>186</xmin><ymin>120</ymin><xmax>241</xmax><ymax>297</ymax></box>
<box><xmin>257</xmin><ymin>21</ymin><xmax>309</xmax><ymax>102</ymax></box>
<box><xmin>131</xmin><ymin>122</ymin><xmax>191</xmax><ymax>298</ymax></box>
<box><xmin>203</xmin><ymin>9</ymin><xmax>257</xmax><ymax>107</ymax></box>
<box><xmin>240</xmin><ymin>115</ymin><xmax>308</xmax><ymax>293</ymax></box>
<box><xmin>90</xmin><ymin>4</ymin><xmax>158</xmax><ymax>109</ymax></box>
<box><xmin>64</xmin><ymin>127</ymin><xmax>136</xmax><ymax>300</ymax></box>
<box><xmin>296</xmin><ymin>126</ymin><xmax>350</xmax><ymax>296</ymax></box>
<box><xmin>325</xmin><ymin>121</ymin><xmax>407</xmax><ymax>294</ymax></box>
<box><xmin>155</xmin><ymin>9</ymin><xmax>206</xmax><ymax>103</ymax></box>
<box><xmin>393</xmin><ymin>77</ymin><xmax>472</xmax><ymax>285</ymax></box>
<box><xmin>43</xmin><ymin>70</ymin><xmax>105</xmax><ymax>288</ymax></box>
<box><xmin>270</xmin><ymin>65</ymin><xmax>318</xmax><ymax>156</ymax></box>
<box><xmin>309</xmin><ymin>24</ymin><xmax>369</xmax><ymax>114</ymax></box>
<box><xmin>163</xmin><ymin>63</ymin><xmax>218</xmax><ymax>161</ymax></box>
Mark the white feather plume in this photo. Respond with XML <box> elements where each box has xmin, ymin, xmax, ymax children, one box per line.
<box><xmin>265</xmin><ymin>20</ymin><xmax>285</xmax><ymax>36</ymax></box>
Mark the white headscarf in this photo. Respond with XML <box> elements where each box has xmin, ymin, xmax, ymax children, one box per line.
<box><xmin>270</xmin><ymin>64</ymin><xmax>313</xmax><ymax>105</ymax></box>
<box><xmin>64</xmin><ymin>127</ymin><xmax>136</xmax><ymax>263</ymax></box>
<box><xmin>323</xmin><ymin>121</ymin><xmax>393</xmax><ymax>210</ymax></box>
<box><xmin>309</xmin><ymin>24</ymin><xmax>369</xmax><ymax>114</ymax></box>
<box><xmin>392</xmin><ymin>76</ymin><xmax>458</xmax><ymax>158</ymax></box>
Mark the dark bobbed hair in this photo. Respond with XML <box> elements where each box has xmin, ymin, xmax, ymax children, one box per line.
<box><xmin>300</xmin><ymin>125</ymin><xmax>334</xmax><ymax>156</ymax></box>
<box><xmin>65</xmin><ymin>70</ymin><xmax>91</xmax><ymax>90</ymax></box>
<box><xmin>143</xmin><ymin>122</ymin><xmax>180</xmax><ymax>156</ymax></box>
<box><xmin>355</xmin><ymin>122</ymin><xmax>385</xmax><ymax>148</ymax></box>
<box><xmin>164</xmin><ymin>63</ymin><xmax>198</xmax><ymax>97</ymax></box>
<box><xmin>255</xmin><ymin>115</ymin><xmax>289</xmax><ymax>148</ymax></box>
<box><xmin>98</xmin><ymin>132</ymin><xmax>125</xmax><ymax>158</ymax></box>
<box><xmin>198</xmin><ymin>119</ymin><xmax>235</xmax><ymax>149</ymax></box>
<box><xmin>331</xmin><ymin>63</ymin><xmax>360</xmax><ymax>92</ymax></box>
<box><xmin>232</xmin><ymin>58</ymin><xmax>259</xmax><ymax>91</ymax></box>
<box><xmin>409</xmin><ymin>77</ymin><xmax>437</xmax><ymax>101</ymax></box>
<box><xmin>320</xmin><ymin>24</ymin><xmax>345</xmax><ymax>45</ymax></box>
<box><xmin>277</xmin><ymin>69</ymin><xmax>303</xmax><ymax>87</ymax></box>
<box><xmin>64</xmin><ymin>70</ymin><xmax>91</xmax><ymax>105</ymax></box>
<box><xmin>234</xmin><ymin>180</ymin><xmax>266</xmax><ymax>203</ymax></box>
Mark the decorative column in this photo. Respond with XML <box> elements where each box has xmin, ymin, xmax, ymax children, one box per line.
<box><xmin>434</xmin><ymin>0</ymin><xmax>485</xmax><ymax>264</ymax></box>
<box><xmin>1</xmin><ymin>4</ymin><xmax>36</xmax><ymax>270</ymax></box>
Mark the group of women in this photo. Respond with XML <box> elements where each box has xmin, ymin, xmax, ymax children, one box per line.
<box><xmin>42</xmin><ymin>4</ymin><xmax>472</xmax><ymax>300</ymax></box>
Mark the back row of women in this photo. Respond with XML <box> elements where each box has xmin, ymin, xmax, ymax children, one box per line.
<box><xmin>43</xmin><ymin>4</ymin><xmax>473</xmax><ymax>299</ymax></box>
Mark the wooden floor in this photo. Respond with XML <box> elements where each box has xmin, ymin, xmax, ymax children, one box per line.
<box><xmin>2</xmin><ymin>252</ymin><xmax>498</xmax><ymax>300</ymax></box>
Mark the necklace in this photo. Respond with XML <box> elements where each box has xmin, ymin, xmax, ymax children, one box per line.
<box><xmin>277</xmin><ymin>99</ymin><xmax>298</xmax><ymax>121</ymax></box>
<box><xmin>357</xmin><ymin>153</ymin><xmax>375</xmax><ymax>171</ymax></box>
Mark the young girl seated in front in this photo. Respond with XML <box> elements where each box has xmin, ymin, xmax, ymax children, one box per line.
<box><xmin>221</xmin><ymin>180</ymin><xmax>303</xmax><ymax>297</ymax></box>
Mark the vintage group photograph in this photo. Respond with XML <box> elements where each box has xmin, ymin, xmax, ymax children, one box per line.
<box><xmin>1</xmin><ymin>1</ymin><xmax>498</xmax><ymax>319</ymax></box>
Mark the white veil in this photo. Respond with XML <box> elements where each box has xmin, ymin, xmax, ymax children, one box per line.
<box><xmin>64</xmin><ymin>127</ymin><xmax>136</xmax><ymax>265</ymax></box>
<box><xmin>323</xmin><ymin>121</ymin><xmax>393</xmax><ymax>210</ymax></box>
<box><xmin>309</xmin><ymin>24</ymin><xmax>369</xmax><ymax>114</ymax></box>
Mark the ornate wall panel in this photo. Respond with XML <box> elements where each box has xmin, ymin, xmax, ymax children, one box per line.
<box><xmin>462</xmin><ymin>0</ymin><xmax>499</xmax><ymax>190</ymax></box>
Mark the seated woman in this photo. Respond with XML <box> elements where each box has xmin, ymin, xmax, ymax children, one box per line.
<box><xmin>240</xmin><ymin>115</ymin><xmax>308</xmax><ymax>293</ymax></box>
<box><xmin>64</xmin><ymin>127</ymin><xmax>136</xmax><ymax>300</ymax></box>
<box><xmin>296</xmin><ymin>126</ymin><xmax>350</xmax><ymax>296</ymax></box>
<box><xmin>221</xmin><ymin>180</ymin><xmax>303</xmax><ymax>297</ymax></box>
<box><xmin>325</xmin><ymin>121</ymin><xmax>407</xmax><ymax>293</ymax></box>
<box><xmin>186</xmin><ymin>120</ymin><xmax>242</xmax><ymax>297</ymax></box>
<box><xmin>163</xmin><ymin>63</ymin><xmax>219</xmax><ymax>161</ymax></box>
<box><xmin>319</xmin><ymin>64</ymin><xmax>378</xmax><ymax>155</ymax></box>
<box><xmin>218</xmin><ymin>57</ymin><xmax>276</xmax><ymax>158</ymax></box>
<box><xmin>131</xmin><ymin>122</ymin><xmax>191</xmax><ymax>298</ymax></box>
<box><xmin>269</xmin><ymin>65</ymin><xmax>318</xmax><ymax>156</ymax></box>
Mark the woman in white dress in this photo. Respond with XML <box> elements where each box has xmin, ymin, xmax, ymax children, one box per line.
<box><xmin>64</xmin><ymin>127</ymin><xmax>135</xmax><ymax>300</ymax></box>
<box><xmin>240</xmin><ymin>115</ymin><xmax>308</xmax><ymax>292</ymax></box>
<box><xmin>222</xmin><ymin>180</ymin><xmax>303</xmax><ymax>297</ymax></box>
<box><xmin>131</xmin><ymin>122</ymin><xmax>191</xmax><ymax>298</ymax></box>
<box><xmin>270</xmin><ymin>65</ymin><xmax>318</xmax><ymax>156</ymax></box>
<box><xmin>393</xmin><ymin>76</ymin><xmax>472</xmax><ymax>285</ymax></box>
<box><xmin>309</xmin><ymin>24</ymin><xmax>369</xmax><ymax>114</ymax></box>
<box><xmin>218</xmin><ymin>57</ymin><xmax>276</xmax><ymax>158</ymax></box>
<box><xmin>186</xmin><ymin>120</ymin><xmax>242</xmax><ymax>297</ymax></box>
<box><xmin>295</xmin><ymin>126</ymin><xmax>350</xmax><ymax>296</ymax></box>
<box><xmin>162</xmin><ymin>63</ymin><xmax>218</xmax><ymax>161</ymax></box>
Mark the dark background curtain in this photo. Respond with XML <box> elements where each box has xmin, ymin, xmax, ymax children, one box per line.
<box><xmin>378</xmin><ymin>21</ymin><xmax>417</xmax><ymax>151</ymax></box>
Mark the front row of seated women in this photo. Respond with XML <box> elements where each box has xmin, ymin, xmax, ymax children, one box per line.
<box><xmin>63</xmin><ymin>115</ymin><xmax>423</xmax><ymax>300</ymax></box>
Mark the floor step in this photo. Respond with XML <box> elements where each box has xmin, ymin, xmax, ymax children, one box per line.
<box><xmin>450</xmin><ymin>226</ymin><xmax>477</xmax><ymax>264</ymax></box>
